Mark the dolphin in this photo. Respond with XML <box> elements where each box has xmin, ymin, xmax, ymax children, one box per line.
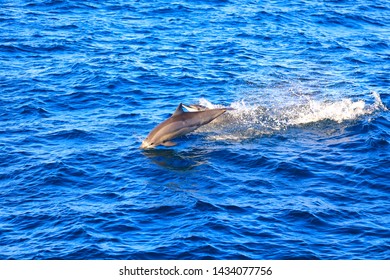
<box><xmin>183</xmin><ymin>103</ymin><xmax>235</xmax><ymax>112</ymax></box>
<box><xmin>182</xmin><ymin>104</ymin><xmax>208</xmax><ymax>112</ymax></box>
<box><xmin>140</xmin><ymin>103</ymin><xmax>226</xmax><ymax>149</ymax></box>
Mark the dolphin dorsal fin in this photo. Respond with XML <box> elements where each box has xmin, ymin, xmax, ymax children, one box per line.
<box><xmin>172</xmin><ymin>103</ymin><xmax>185</xmax><ymax>117</ymax></box>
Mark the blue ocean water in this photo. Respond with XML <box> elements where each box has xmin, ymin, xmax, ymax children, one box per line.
<box><xmin>0</xmin><ymin>0</ymin><xmax>389</xmax><ymax>260</ymax></box>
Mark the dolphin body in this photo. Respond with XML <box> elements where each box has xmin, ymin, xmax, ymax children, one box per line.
<box><xmin>183</xmin><ymin>103</ymin><xmax>235</xmax><ymax>112</ymax></box>
<box><xmin>182</xmin><ymin>104</ymin><xmax>208</xmax><ymax>112</ymax></box>
<box><xmin>140</xmin><ymin>103</ymin><xmax>226</xmax><ymax>149</ymax></box>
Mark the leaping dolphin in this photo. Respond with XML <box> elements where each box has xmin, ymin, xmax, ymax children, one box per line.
<box><xmin>140</xmin><ymin>103</ymin><xmax>226</xmax><ymax>149</ymax></box>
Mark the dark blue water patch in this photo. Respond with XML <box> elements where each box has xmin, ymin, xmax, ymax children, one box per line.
<box><xmin>141</xmin><ymin>148</ymin><xmax>207</xmax><ymax>171</ymax></box>
<box><xmin>6</xmin><ymin>43</ymin><xmax>71</xmax><ymax>54</ymax></box>
<box><xmin>16</xmin><ymin>104</ymin><xmax>51</xmax><ymax>118</ymax></box>
<box><xmin>24</xmin><ymin>0</ymin><xmax>99</xmax><ymax>11</ymax></box>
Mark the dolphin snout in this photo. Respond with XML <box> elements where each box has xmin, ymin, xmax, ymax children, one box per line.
<box><xmin>140</xmin><ymin>140</ymin><xmax>154</xmax><ymax>149</ymax></box>
<box><xmin>140</xmin><ymin>141</ymin><xmax>149</xmax><ymax>149</ymax></box>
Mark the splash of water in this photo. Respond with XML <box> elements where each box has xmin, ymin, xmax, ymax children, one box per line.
<box><xmin>197</xmin><ymin>91</ymin><xmax>387</xmax><ymax>142</ymax></box>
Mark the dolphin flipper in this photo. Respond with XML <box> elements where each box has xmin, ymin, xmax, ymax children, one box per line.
<box><xmin>161</xmin><ymin>141</ymin><xmax>177</xmax><ymax>147</ymax></box>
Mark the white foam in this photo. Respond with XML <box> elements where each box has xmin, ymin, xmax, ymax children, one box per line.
<box><xmin>372</xmin><ymin>91</ymin><xmax>387</xmax><ymax>111</ymax></box>
<box><xmin>290</xmin><ymin>98</ymin><xmax>367</xmax><ymax>125</ymax></box>
<box><xmin>197</xmin><ymin>92</ymin><xmax>387</xmax><ymax>142</ymax></box>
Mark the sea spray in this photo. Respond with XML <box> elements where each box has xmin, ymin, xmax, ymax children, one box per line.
<box><xmin>197</xmin><ymin>92</ymin><xmax>387</xmax><ymax>142</ymax></box>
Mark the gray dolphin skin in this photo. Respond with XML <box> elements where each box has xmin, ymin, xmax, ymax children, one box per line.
<box><xmin>182</xmin><ymin>104</ymin><xmax>208</xmax><ymax>112</ymax></box>
<box><xmin>183</xmin><ymin>103</ymin><xmax>235</xmax><ymax>112</ymax></box>
<box><xmin>140</xmin><ymin>103</ymin><xmax>226</xmax><ymax>149</ymax></box>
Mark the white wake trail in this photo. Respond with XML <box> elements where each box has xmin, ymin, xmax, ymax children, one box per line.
<box><xmin>195</xmin><ymin>91</ymin><xmax>387</xmax><ymax>142</ymax></box>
